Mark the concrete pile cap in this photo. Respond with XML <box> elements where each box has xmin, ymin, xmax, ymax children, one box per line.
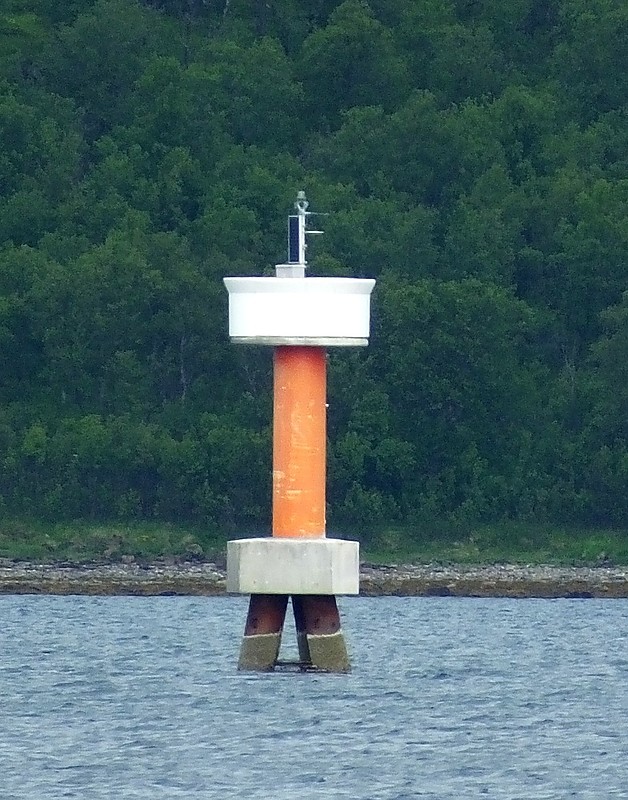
<box><xmin>226</xmin><ymin>538</ymin><xmax>359</xmax><ymax>595</ymax></box>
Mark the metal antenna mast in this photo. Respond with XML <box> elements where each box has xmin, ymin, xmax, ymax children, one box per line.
<box><xmin>278</xmin><ymin>191</ymin><xmax>323</xmax><ymax>278</ymax></box>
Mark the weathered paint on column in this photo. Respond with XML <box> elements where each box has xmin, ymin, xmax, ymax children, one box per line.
<box><xmin>273</xmin><ymin>345</ymin><xmax>326</xmax><ymax>539</ymax></box>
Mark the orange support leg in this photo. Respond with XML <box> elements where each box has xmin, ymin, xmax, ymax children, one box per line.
<box><xmin>273</xmin><ymin>346</ymin><xmax>327</xmax><ymax>539</ymax></box>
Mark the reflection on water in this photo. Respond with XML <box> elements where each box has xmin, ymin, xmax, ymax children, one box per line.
<box><xmin>2</xmin><ymin>595</ymin><xmax>628</xmax><ymax>799</ymax></box>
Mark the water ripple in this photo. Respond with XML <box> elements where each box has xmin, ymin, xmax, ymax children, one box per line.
<box><xmin>1</xmin><ymin>596</ymin><xmax>628</xmax><ymax>798</ymax></box>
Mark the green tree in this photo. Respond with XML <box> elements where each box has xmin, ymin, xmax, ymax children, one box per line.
<box><xmin>370</xmin><ymin>277</ymin><xmax>546</xmax><ymax>520</ymax></box>
<box><xmin>0</xmin><ymin>245</ymin><xmax>51</xmax><ymax>403</ymax></box>
<box><xmin>396</xmin><ymin>0</ymin><xmax>507</xmax><ymax>102</ymax></box>
<box><xmin>0</xmin><ymin>6</ymin><xmax>52</xmax><ymax>79</ymax></box>
<box><xmin>0</xmin><ymin>86</ymin><xmax>82</xmax><ymax>200</ymax></box>
<box><xmin>119</xmin><ymin>55</ymin><xmax>229</xmax><ymax>164</ymax></box>
<box><xmin>517</xmin><ymin>175</ymin><xmax>628</xmax><ymax>348</ymax></box>
<box><xmin>29</xmin><ymin>227</ymin><xmax>225</xmax><ymax>415</ymax></box>
<box><xmin>552</xmin><ymin>0</ymin><xmax>628</xmax><ymax>119</ymax></box>
<box><xmin>443</xmin><ymin>163</ymin><xmax>522</xmax><ymax>284</ymax></box>
<box><xmin>587</xmin><ymin>293</ymin><xmax>628</xmax><ymax>445</ymax></box>
<box><xmin>299</xmin><ymin>0</ymin><xmax>409</xmax><ymax>128</ymax></box>
<box><xmin>42</xmin><ymin>0</ymin><xmax>173</xmax><ymax>139</ymax></box>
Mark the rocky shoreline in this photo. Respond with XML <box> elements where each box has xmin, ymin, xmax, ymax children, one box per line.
<box><xmin>1</xmin><ymin>560</ymin><xmax>628</xmax><ymax>598</ymax></box>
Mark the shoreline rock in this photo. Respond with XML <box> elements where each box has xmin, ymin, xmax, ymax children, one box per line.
<box><xmin>359</xmin><ymin>563</ymin><xmax>628</xmax><ymax>598</ymax></box>
<box><xmin>1</xmin><ymin>560</ymin><xmax>628</xmax><ymax>598</ymax></box>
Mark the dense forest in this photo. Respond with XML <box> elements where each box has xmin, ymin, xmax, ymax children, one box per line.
<box><xmin>0</xmin><ymin>0</ymin><xmax>627</xmax><ymax>535</ymax></box>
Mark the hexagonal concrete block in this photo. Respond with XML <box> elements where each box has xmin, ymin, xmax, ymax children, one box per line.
<box><xmin>226</xmin><ymin>538</ymin><xmax>359</xmax><ymax>595</ymax></box>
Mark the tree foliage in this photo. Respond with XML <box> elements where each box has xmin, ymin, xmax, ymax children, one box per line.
<box><xmin>0</xmin><ymin>0</ymin><xmax>626</xmax><ymax>531</ymax></box>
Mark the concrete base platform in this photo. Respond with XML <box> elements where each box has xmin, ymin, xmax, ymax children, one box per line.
<box><xmin>227</xmin><ymin>537</ymin><xmax>359</xmax><ymax>595</ymax></box>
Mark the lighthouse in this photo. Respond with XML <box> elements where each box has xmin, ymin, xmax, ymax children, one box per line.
<box><xmin>224</xmin><ymin>192</ymin><xmax>375</xmax><ymax>672</ymax></box>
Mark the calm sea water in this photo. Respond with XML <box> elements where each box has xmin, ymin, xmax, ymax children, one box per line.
<box><xmin>1</xmin><ymin>595</ymin><xmax>627</xmax><ymax>799</ymax></box>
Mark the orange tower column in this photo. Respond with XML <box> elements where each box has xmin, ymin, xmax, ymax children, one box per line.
<box><xmin>271</xmin><ymin>344</ymin><xmax>349</xmax><ymax>670</ymax></box>
<box><xmin>273</xmin><ymin>346</ymin><xmax>326</xmax><ymax>539</ymax></box>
